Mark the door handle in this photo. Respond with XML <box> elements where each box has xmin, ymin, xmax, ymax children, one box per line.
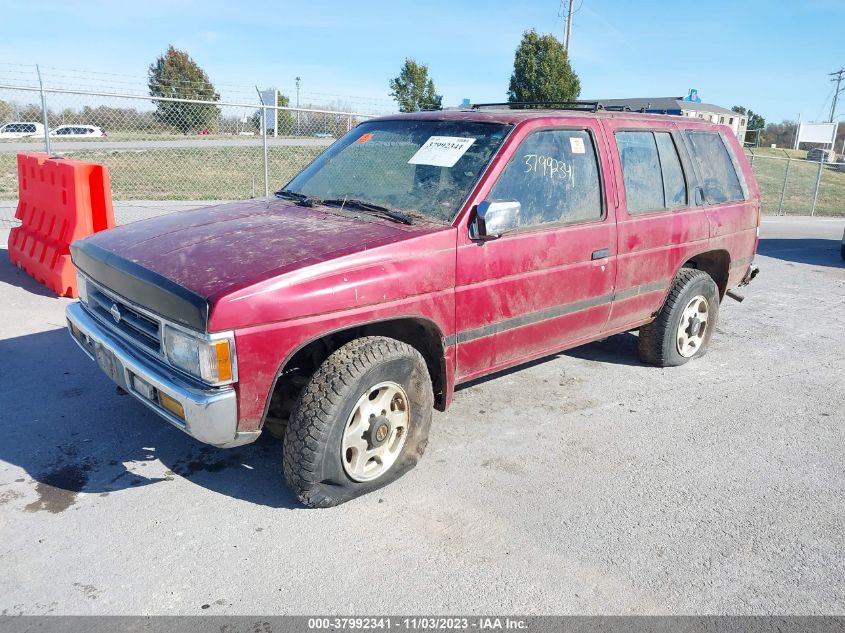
<box><xmin>591</xmin><ymin>248</ymin><xmax>611</xmax><ymax>260</ymax></box>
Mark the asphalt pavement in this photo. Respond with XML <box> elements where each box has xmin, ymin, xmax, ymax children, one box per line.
<box><xmin>0</xmin><ymin>216</ymin><xmax>843</xmax><ymax>615</ymax></box>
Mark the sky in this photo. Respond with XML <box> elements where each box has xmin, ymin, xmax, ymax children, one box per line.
<box><xmin>1</xmin><ymin>0</ymin><xmax>844</xmax><ymax>123</ymax></box>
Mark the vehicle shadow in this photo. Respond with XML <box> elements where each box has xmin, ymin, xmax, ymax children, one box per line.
<box><xmin>455</xmin><ymin>331</ymin><xmax>643</xmax><ymax>392</ymax></box>
<box><xmin>0</xmin><ymin>327</ymin><xmax>302</xmax><ymax>511</ymax></box>
<box><xmin>0</xmin><ymin>246</ymin><xmax>65</xmax><ymax>298</ymax></box>
<box><xmin>564</xmin><ymin>331</ymin><xmax>643</xmax><ymax>366</ymax></box>
<box><xmin>757</xmin><ymin>238</ymin><xmax>844</xmax><ymax>268</ymax></box>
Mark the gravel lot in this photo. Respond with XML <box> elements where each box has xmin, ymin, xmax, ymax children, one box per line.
<box><xmin>0</xmin><ymin>216</ymin><xmax>842</xmax><ymax>615</ymax></box>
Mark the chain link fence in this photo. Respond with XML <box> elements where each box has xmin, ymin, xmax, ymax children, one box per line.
<box><xmin>744</xmin><ymin>149</ymin><xmax>845</xmax><ymax>216</ymax></box>
<box><xmin>1</xmin><ymin>64</ymin><xmax>843</xmax><ymax>227</ymax></box>
<box><xmin>0</xmin><ymin>65</ymin><xmax>392</xmax><ymax>226</ymax></box>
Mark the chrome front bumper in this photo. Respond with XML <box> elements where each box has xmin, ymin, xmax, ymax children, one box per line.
<box><xmin>66</xmin><ymin>302</ymin><xmax>259</xmax><ymax>448</ymax></box>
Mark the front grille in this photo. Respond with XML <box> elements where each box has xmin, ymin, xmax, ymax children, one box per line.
<box><xmin>86</xmin><ymin>285</ymin><xmax>162</xmax><ymax>353</ymax></box>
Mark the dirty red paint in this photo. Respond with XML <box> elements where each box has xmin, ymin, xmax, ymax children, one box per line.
<box><xmin>79</xmin><ymin>109</ymin><xmax>760</xmax><ymax>433</ymax></box>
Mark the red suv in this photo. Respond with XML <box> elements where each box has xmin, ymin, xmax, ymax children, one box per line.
<box><xmin>66</xmin><ymin>103</ymin><xmax>760</xmax><ymax>507</ymax></box>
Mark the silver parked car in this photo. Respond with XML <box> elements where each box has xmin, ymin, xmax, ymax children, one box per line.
<box><xmin>49</xmin><ymin>125</ymin><xmax>105</xmax><ymax>138</ymax></box>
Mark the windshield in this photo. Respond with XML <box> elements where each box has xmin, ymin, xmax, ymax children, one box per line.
<box><xmin>282</xmin><ymin>119</ymin><xmax>511</xmax><ymax>223</ymax></box>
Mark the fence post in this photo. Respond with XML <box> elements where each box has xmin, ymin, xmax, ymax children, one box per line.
<box><xmin>811</xmin><ymin>159</ymin><xmax>824</xmax><ymax>217</ymax></box>
<box><xmin>36</xmin><ymin>64</ymin><xmax>51</xmax><ymax>155</ymax></box>
<box><xmin>777</xmin><ymin>157</ymin><xmax>791</xmax><ymax>216</ymax></box>
<box><xmin>255</xmin><ymin>87</ymin><xmax>270</xmax><ymax>197</ymax></box>
<box><xmin>262</xmin><ymin>106</ymin><xmax>269</xmax><ymax>197</ymax></box>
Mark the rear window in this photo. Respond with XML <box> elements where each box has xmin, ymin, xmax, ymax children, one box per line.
<box><xmin>685</xmin><ymin>131</ymin><xmax>745</xmax><ymax>204</ymax></box>
<box><xmin>616</xmin><ymin>130</ymin><xmax>687</xmax><ymax>214</ymax></box>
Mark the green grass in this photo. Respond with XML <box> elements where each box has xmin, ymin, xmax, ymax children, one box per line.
<box><xmin>746</xmin><ymin>152</ymin><xmax>845</xmax><ymax>216</ymax></box>
<box><xmin>745</xmin><ymin>147</ymin><xmax>806</xmax><ymax>160</ymax></box>
<box><xmin>0</xmin><ymin>146</ymin><xmax>322</xmax><ymax>200</ymax></box>
<box><xmin>0</xmin><ymin>132</ymin><xmax>322</xmax><ymax>143</ymax></box>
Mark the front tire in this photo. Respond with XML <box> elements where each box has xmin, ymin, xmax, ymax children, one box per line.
<box><xmin>283</xmin><ymin>336</ymin><xmax>433</xmax><ymax>508</ymax></box>
<box><xmin>638</xmin><ymin>268</ymin><xmax>720</xmax><ymax>367</ymax></box>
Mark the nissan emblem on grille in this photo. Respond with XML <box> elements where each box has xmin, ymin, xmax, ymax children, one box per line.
<box><xmin>109</xmin><ymin>303</ymin><xmax>121</xmax><ymax>323</ymax></box>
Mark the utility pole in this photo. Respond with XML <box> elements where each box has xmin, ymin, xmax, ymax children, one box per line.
<box><xmin>829</xmin><ymin>68</ymin><xmax>845</xmax><ymax>122</ymax></box>
<box><xmin>563</xmin><ymin>0</ymin><xmax>574</xmax><ymax>53</ymax></box>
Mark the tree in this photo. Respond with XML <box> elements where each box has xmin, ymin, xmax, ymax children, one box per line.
<box><xmin>274</xmin><ymin>92</ymin><xmax>294</xmax><ymax>135</ymax></box>
<box><xmin>760</xmin><ymin>120</ymin><xmax>798</xmax><ymax>149</ymax></box>
<box><xmin>148</xmin><ymin>46</ymin><xmax>219</xmax><ymax>134</ymax></box>
<box><xmin>389</xmin><ymin>59</ymin><xmax>442</xmax><ymax>112</ymax></box>
<box><xmin>508</xmin><ymin>29</ymin><xmax>580</xmax><ymax>104</ymax></box>
<box><xmin>0</xmin><ymin>99</ymin><xmax>13</xmax><ymax>123</ymax></box>
<box><xmin>731</xmin><ymin>105</ymin><xmax>765</xmax><ymax>131</ymax></box>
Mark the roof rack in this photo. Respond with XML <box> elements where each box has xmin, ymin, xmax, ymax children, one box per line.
<box><xmin>470</xmin><ymin>101</ymin><xmax>601</xmax><ymax>112</ymax></box>
<box><xmin>466</xmin><ymin>101</ymin><xmax>679</xmax><ymax>117</ymax></box>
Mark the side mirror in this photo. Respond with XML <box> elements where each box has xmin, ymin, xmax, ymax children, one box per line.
<box><xmin>470</xmin><ymin>200</ymin><xmax>521</xmax><ymax>241</ymax></box>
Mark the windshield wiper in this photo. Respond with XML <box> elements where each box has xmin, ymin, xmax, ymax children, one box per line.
<box><xmin>321</xmin><ymin>198</ymin><xmax>414</xmax><ymax>225</ymax></box>
<box><xmin>274</xmin><ymin>189</ymin><xmax>320</xmax><ymax>207</ymax></box>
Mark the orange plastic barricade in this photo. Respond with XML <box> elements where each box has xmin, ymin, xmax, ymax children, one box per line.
<box><xmin>7</xmin><ymin>153</ymin><xmax>115</xmax><ymax>297</ymax></box>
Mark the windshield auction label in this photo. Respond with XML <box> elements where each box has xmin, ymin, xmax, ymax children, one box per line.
<box><xmin>408</xmin><ymin>136</ymin><xmax>476</xmax><ymax>167</ymax></box>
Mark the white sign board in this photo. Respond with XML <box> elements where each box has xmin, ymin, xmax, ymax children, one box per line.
<box><xmin>408</xmin><ymin>136</ymin><xmax>476</xmax><ymax>167</ymax></box>
<box><xmin>260</xmin><ymin>88</ymin><xmax>278</xmax><ymax>136</ymax></box>
<box><xmin>797</xmin><ymin>122</ymin><xmax>837</xmax><ymax>145</ymax></box>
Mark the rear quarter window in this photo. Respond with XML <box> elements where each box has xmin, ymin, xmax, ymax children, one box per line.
<box><xmin>616</xmin><ymin>130</ymin><xmax>687</xmax><ymax>214</ymax></box>
<box><xmin>685</xmin><ymin>131</ymin><xmax>745</xmax><ymax>204</ymax></box>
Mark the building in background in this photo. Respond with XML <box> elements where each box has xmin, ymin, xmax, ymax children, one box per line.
<box><xmin>597</xmin><ymin>96</ymin><xmax>748</xmax><ymax>141</ymax></box>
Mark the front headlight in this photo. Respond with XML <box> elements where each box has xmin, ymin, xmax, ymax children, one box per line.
<box><xmin>163</xmin><ymin>326</ymin><xmax>236</xmax><ymax>385</ymax></box>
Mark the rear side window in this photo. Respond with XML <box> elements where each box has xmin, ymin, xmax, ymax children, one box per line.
<box><xmin>489</xmin><ymin>129</ymin><xmax>602</xmax><ymax>228</ymax></box>
<box><xmin>685</xmin><ymin>131</ymin><xmax>744</xmax><ymax>204</ymax></box>
<box><xmin>655</xmin><ymin>133</ymin><xmax>687</xmax><ymax>207</ymax></box>
<box><xmin>617</xmin><ymin>131</ymin><xmax>687</xmax><ymax>214</ymax></box>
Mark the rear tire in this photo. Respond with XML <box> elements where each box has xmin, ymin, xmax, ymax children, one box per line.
<box><xmin>283</xmin><ymin>336</ymin><xmax>433</xmax><ymax>508</ymax></box>
<box><xmin>638</xmin><ymin>268</ymin><xmax>719</xmax><ymax>367</ymax></box>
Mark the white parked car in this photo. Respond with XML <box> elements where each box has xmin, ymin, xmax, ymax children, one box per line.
<box><xmin>49</xmin><ymin>125</ymin><xmax>105</xmax><ymax>138</ymax></box>
<box><xmin>0</xmin><ymin>122</ymin><xmax>44</xmax><ymax>138</ymax></box>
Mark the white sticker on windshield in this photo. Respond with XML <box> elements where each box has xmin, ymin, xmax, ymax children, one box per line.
<box><xmin>569</xmin><ymin>137</ymin><xmax>585</xmax><ymax>154</ymax></box>
<box><xmin>408</xmin><ymin>136</ymin><xmax>476</xmax><ymax>168</ymax></box>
